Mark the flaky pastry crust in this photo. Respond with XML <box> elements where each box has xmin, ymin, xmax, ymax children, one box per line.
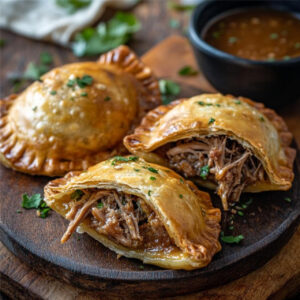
<box><xmin>44</xmin><ymin>157</ymin><xmax>221</xmax><ymax>270</ymax></box>
<box><xmin>0</xmin><ymin>46</ymin><xmax>161</xmax><ymax>176</ymax></box>
<box><xmin>124</xmin><ymin>94</ymin><xmax>295</xmax><ymax>193</ymax></box>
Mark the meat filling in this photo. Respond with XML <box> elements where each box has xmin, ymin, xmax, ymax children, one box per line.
<box><xmin>61</xmin><ymin>189</ymin><xmax>176</xmax><ymax>253</ymax></box>
<box><xmin>158</xmin><ymin>136</ymin><xmax>266</xmax><ymax>210</ymax></box>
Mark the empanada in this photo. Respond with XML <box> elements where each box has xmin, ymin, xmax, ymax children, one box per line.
<box><xmin>124</xmin><ymin>94</ymin><xmax>296</xmax><ymax>210</ymax></box>
<box><xmin>44</xmin><ymin>156</ymin><xmax>221</xmax><ymax>270</ymax></box>
<box><xmin>0</xmin><ymin>46</ymin><xmax>161</xmax><ymax>176</ymax></box>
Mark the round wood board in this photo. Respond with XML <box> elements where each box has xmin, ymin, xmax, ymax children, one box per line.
<box><xmin>0</xmin><ymin>148</ymin><xmax>299</xmax><ymax>298</ymax></box>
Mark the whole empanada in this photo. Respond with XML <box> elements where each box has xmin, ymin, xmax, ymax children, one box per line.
<box><xmin>0</xmin><ymin>46</ymin><xmax>161</xmax><ymax>176</ymax></box>
<box><xmin>44</xmin><ymin>156</ymin><xmax>221</xmax><ymax>270</ymax></box>
<box><xmin>124</xmin><ymin>94</ymin><xmax>296</xmax><ymax>210</ymax></box>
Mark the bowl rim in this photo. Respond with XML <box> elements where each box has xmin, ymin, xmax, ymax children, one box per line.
<box><xmin>189</xmin><ymin>0</ymin><xmax>300</xmax><ymax>66</ymax></box>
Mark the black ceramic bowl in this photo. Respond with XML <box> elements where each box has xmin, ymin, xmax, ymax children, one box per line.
<box><xmin>189</xmin><ymin>0</ymin><xmax>300</xmax><ymax>108</ymax></box>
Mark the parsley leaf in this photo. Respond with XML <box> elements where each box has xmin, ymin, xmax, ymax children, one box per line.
<box><xmin>111</xmin><ymin>156</ymin><xmax>139</xmax><ymax>165</ymax></box>
<box><xmin>221</xmin><ymin>235</ymin><xmax>244</xmax><ymax>244</ymax></box>
<box><xmin>147</xmin><ymin>167</ymin><xmax>158</xmax><ymax>174</ymax></box>
<box><xmin>208</xmin><ymin>117</ymin><xmax>215</xmax><ymax>125</ymax></box>
<box><xmin>71</xmin><ymin>189</ymin><xmax>84</xmax><ymax>201</ymax></box>
<box><xmin>56</xmin><ymin>0</ymin><xmax>91</xmax><ymax>14</ymax></box>
<box><xmin>200</xmin><ymin>165</ymin><xmax>210</xmax><ymax>180</ymax></box>
<box><xmin>40</xmin><ymin>52</ymin><xmax>53</xmax><ymax>65</ymax></box>
<box><xmin>178</xmin><ymin>65</ymin><xmax>198</xmax><ymax>76</ymax></box>
<box><xmin>150</xmin><ymin>176</ymin><xmax>156</xmax><ymax>181</ymax></box>
<box><xmin>97</xmin><ymin>202</ymin><xmax>104</xmax><ymax>208</ymax></box>
<box><xmin>284</xmin><ymin>197</ymin><xmax>292</xmax><ymax>203</ymax></box>
<box><xmin>72</xmin><ymin>12</ymin><xmax>141</xmax><ymax>57</ymax></box>
<box><xmin>159</xmin><ymin>79</ymin><xmax>181</xmax><ymax>105</ymax></box>
<box><xmin>22</xmin><ymin>193</ymin><xmax>42</xmax><ymax>209</ymax></box>
<box><xmin>24</xmin><ymin>63</ymin><xmax>49</xmax><ymax>81</ymax></box>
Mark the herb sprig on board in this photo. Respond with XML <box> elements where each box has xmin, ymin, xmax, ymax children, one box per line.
<box><xmin>72</xmin><ymin>12</ymin><xmax>141</xmax><ymax>57</ymax></box>
<box><xmin>21</xmin><ymin>193</ymin><xmax>51</xmax><ymax>218</ymax></box>
<box><xmin>159</xmin><ymin>79</ymin><xmax>181</xmax><ymax>105</ymax></box>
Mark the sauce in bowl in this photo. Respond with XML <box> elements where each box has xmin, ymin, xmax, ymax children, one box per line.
<box><xmin>204</xmin><ymin>9</ymin><xmax>300</xmax><ymax>61</ymax></box>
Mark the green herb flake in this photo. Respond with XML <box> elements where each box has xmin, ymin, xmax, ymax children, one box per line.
<box><xmin>234</xmin><ymin>99</ymin><xmax>241</xmax><ymax>104</ymax></box>
<box><xmin>228</xmin><ymin>36</ymin><xmax>238</xmax><ymax>44</ymax></box>
<box><xmin>32</xmin><ymin>106</ymin><xmax>37</xmax><ymax>112</ymax></box>
<box><xmin>76</xmin><ymin>74</ymin><xmax>93</xmax><ymax>88</ymax></box>
<box><xmin>169</xmin><ymin>19</ymin><xmax>180</xmax><ymax>29</ymax></box>
<box><xmin>72</xmin><ymin>12</ymin><xmax>141</xmax><ymax>57</ymax></box>
<box><xmin>50</xmin><ymin>90</ymin><xmax>57</xmax><ymax>95</ymax></box>
<box><xmin>259</xmin><ymin>116</ymin><xmax>265</xmax><ymax>122</ymax></box>
<box><xmin>97</xmin><ymin>202</ymin><xmax>104</xmax><ymax>208</ymax></box>
<box><xmin>0</xmin><ymin>39</ymin><xmax>5</xmax><ymax>47</ymax></box>
<box><xmin>284</xmin><ymin>197</ymin><xmax>292</xmax><ymax>203</ymax></box>
<box><xmin>178</xmin><ymin>65</ymin><xmax>198</xmax><ymax>76</ymax></box>
<box><xmin>221</xmin><ymin>234</ymin><xmax>244</xmax><ymax>244</ymax></box>
<box><xmin>24</xmin><ymin>62</ymin><xmax>49</xmax><ymax>81</ymax></box>
<box><xmin>104</xmin><ymin>96</ymin><xmax>111</xmax><ymax>101</ymax></box>
<box><xmin>237</xmin><ymin>211</ymin><xmax>244</xmax><ymax>217</ymax></box>
<box><xmin>229</xmin><ymin>226</ymin><xmax>234</xmax><ymax>231</ymax></box>
<box><xmin>71</xmin><ymin>189</ymin><xmax>84</xmax><ymax>201</ymax></box>
<box><xmin>111</xmin><ymin>156</ymin><xmax>139</xmax><ymax>165</ymax></box>
<box><xmin>200</xmin><ymin>165</ymin><xmax>210</xmax><ymax>180</ymax></box>
<box><xmin>147</xmin><ymin>167</ymin><xmax>158</xmax><ymax>174</ymax></box>
<box><xmin>208</xmin><ymin>117</ymin><xmax>215</xmax><ymax>125</ymax></box>
<box><xmin>179</xmin><ymin>194</ymin><xmax>183</xmax><ymax>199</ymax></box>
<box><xmin>134</xmin><ymin>168</ymin><xmax>140</xmax><ymax>172</ymax></box>
<box><xmin>216</xmin><ymin>103</ymin><xmax>221</xmax><ymax>107</ymax></box>
<box><xmin>81</xmin><ymin>92</ymin><xmax>88</xmax><ymax>97</ymax></box>
<box><xmin>39</xmin><ymin>207</ymin><xmax>51</xmax><ymax>218</ymax></box>
<box><xmin>22</xmin><ymin>193</ymin><xmax>42</xmax><ymax>209</ymax></box>
<box><xmin>56</xmin><ymin>0</ymin><xmax>91</xmax><ymax>14</ymax></box>
<box><xmin>179</xmin><ymin>178</ymin><xmax>184</xmax><ymax>184</ymax></box>
<box><xmin>159</xmin><ymin>79</ymin><xmax>181</xmax><ymax>105</ymax></box>
<box><xmin>270</xmin><ymin>33</ymin><xmax>279</xmax><ymax>40</ymax></box>
<box><xmin>197</xmin><ymin>101</ymin><xmax>205</xmax><ymax>106</ymax></box>
<box><xmin>40</xmin><ymin>52</ymin><xmax>53</xmax><ymax>65</ymax></box>
<box><xmin>150</xmin><ymin>176</ymin><xmax>156</xmax><ymax>181</ymax></box>
<box><xmin>67</xmin><ymin>79</ymin><xmax>76</xmax><ymax>87</ymax></box>
<box><xmin>148</xmin><ymin>190</ymin><xmax>152</xmax><ymax>196</ymax></box>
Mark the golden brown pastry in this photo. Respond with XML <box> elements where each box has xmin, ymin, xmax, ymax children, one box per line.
<box><xmin>0</xmin><ymin>46</ymin><xmax>161</xmax><ymax>176</ymax></box>
<box><xmin>124</xmin><ymin>94</ymin><xmax>296</xmax><ymax>210</ymax></box>
<box><xmin>44</xmin><ymin>156</ymin><xmax>221</xmax><ymax>270</ymax></box>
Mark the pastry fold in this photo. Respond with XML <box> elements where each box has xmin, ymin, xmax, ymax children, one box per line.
<box><xmin>0</xmin><ymin>46</ymin><xmax>161</xmax><ymax>176</ymax></box>
<box><xmin>44</xmin><ymin>157</ymin><xmax>221</xmax><ymax>270</ymax></box>
<box><xmin>124</xmin><ymin>94</ymin><xmax>296</xmax><ymax>210</ymax></box>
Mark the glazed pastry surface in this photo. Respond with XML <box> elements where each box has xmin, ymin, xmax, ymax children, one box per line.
<box><xmin>124</xmin><ymin>94</ymin><xmax>295</xmax><ymax>207</ymax></box>
<box><xmin>44</xmin><ymin>157</ymin><xmax>221</xmax><ymax>270</ymax></box>
<box><xmin>0</xmin><ymin>46</ymin><xmax>161</xmax><ymax>176</ymax></box>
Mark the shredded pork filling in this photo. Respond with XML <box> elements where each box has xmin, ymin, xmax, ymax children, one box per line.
<box><xmin>159</xmin><ymin>136</ymin><xmax>266</xmax><ymax>210</ymax></box>
<box><xmin>61</xmin><ymin>189</ymin><xmax>176</xmax><ymax>252</ymax></box>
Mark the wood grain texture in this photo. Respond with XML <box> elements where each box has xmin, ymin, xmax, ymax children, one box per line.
<box><xmin>0</xmin><ymin>0</ymin><xmax>300</xmax><ymax>299</ymax></box>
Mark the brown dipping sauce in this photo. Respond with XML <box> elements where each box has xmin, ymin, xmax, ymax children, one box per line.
<box><xmin>204</xmin><ymin>9</ymin><xmax>300</xmax><ymax>61</ymax></box>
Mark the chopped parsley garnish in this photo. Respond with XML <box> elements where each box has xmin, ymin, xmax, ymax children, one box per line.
<box><xmin>104</xmin><ymin>96</ymin><xmax>111</xmax><ymax>101</ymax></box>
<box><xmin>148</xmin><ymin>190</ymin><xmax>152</xmax><ymax>196</ymax></box>
<box><xmin>178</xmin><ymin>65</ymin><xmax>198</xmax><ymax>76</ymax></box>
<box><xmin>229</xmin><ymin>226</ymin><xmax>234</xmax><ymax>230</ymax></box>
<box><xmin>32</xmin><ymin>106</ymin><xmax>37</xmax><ymax>112</ymax></box>
<box><xmin>200</xmin><ymin>165</ymin><xmax>210</xmax><ymax>180</ymax></box>
<box><xmin>169</xmin><ymin>19</ymin><xmax>180</xmax><ymax>29</ymax></box>
<box><xmin>270</xmin><ymin>33</ymin><xmax>279</xmax><ymax>40</ymax></box>
<box><xmin>147</xmin><ymin>167</ymin><xmax>158</xmax><ymax>174</ymax></box>
<box><xmin>50</xmin><ymin>90</ymin><xmax>57</xmax><ymax>95</ymax></box>
<box><xmin>179</xmin><ymin>178</ymin><xmax>184</xmax><ymax>184</ymax></box>
<box><xmin>56</xmin><ymin>0</ymin><xmax>91</xmax><ymax>14</ymax></box>
<box><xmin>40</xmin><ymin>52</ymin><xmax>53</xmax><ymax>65</ymax></box>
<box><xmin>284</xmin><ymin>197</ymin><xmax>292</xmax><ymax>203</ymax></box>
<box><xmin>24</xmin><ymin>62</ymin><xmax>49</xmax><ymax>81</ymax></box>
<box><xmin>97</xmin><ymin>202</ymin><xmax>104</xmax><ymax>208</ymax></box>
<box><xmin>81</xmin><ymin>92</ymin><xmax>88</xmax><ymax>97</ymax></box>
<box><xmin>197</xmin><ymin>101</ymin><xmax>205</xmax><ymax>106</ymax></box>
<box><xmin>234</xmin><ymin>99</ymin><xmax>241</xmax><ymax>104</ymax></box>
<box><xmin>259</xmin><ymin>116</ymin><xmax>265</xmax><ymax>122</ymax></box>
<box><xmin>139</xmin><ymin>264</ymin><xmax>145</xmax><ymax>270</ymax></box>
<box><xmin>228</xmin><ymin>36</ymin><xmax>237</xmax><ymax>44</ymax></box>
<box><xmin>21</xmin><ymin>193</ymin><xmax>51</xmax><ymax>218</ymax></box>
<box><xmin>76</xmin><ymin>75</ymin><xmax>93</xmax><ymax>88</ymax></box>
<box><xmin>179</xmin><ymin>194</ymin><xmax>183</xmax><ymax>199</ymax></box>
<box><xmin>150</xmin><ymin>176</ymin><xmax>156</xmax><ymax>181</ymax></box>
<box><xmin>216</xmin><ymin>103</ymin><xmax>221</xmax><ymax>107</ymax></box>
<box><xmin>71</xmin><ymin>189</ymin><xmax>84</xmax><ymax>201</ymax></box>
<box><xmin>22</xmin><ymin>193</ymin><xmax>42</xmax><ymax>209</ymax></box>
<box><xmin>197</xmin><ymin>101</ymin><xmax>214</xmax><ymax>106</ymax></box>
<box><xmin>134</xmin><ymin>168</ymin><xmax>140</xmax><ymax>172</ymax></box>
<box><xmin>111</xmin><ymin>156</ymin><xmax>139</xmax><ymax>165</ymax></box>
<box><xmin>208</xmin><ymin>117</ymin><xmax>215</xmax><ymax>125</ymax></box>
<box><xmin>221</xmin><ymin>234</ymin><xmax>244</xmax><ymax>244</ymax></box>
<box><xmin>237</xmin><ymin>211</ymin><xmax>244</xmax><ymax>217</ymax></box>
<box><xmin>67</xmin><ymin>79</ymin><xmax>76</xmax><ymax>87</ymax></box>
<box><xmin>72</xmin><ymin>12</ymin><xmax>140</xmax><ymax>57</ymax></box>
<box><xmin>159</xmin><ymin>79</ymin><xmax>180</xmax><ymax>105</ymax></box>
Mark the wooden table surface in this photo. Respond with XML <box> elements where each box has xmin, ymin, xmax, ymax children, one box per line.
<box><xmin>0</xmin><ymin>1</ymin><xmax>299</xmax><ymax>299</ymax></box>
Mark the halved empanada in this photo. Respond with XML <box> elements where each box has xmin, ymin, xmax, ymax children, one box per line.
<box><xmin>0</xmin><ymin>46</ymin><xmax>161</xmax><ymax>176</ymax></box>
<box><xmin>124</xmin><ymin>94</ymin><xmax>296</xmax><ymax>210</ymax></box>
<box><xmin>44</xmin><ymin>156</ymin><xmax>221</xmax><ymax>270</ymax></box>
